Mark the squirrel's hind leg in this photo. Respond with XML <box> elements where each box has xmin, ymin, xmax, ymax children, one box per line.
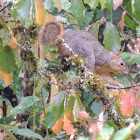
<box><xmin>85</xmin><ymin>54</ymin><xmax>95</xmax><ymax>71</ymax></box>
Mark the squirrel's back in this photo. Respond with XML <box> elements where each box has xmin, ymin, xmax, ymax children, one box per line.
<box><xmin>39</xmin><ymin>21</ymin><xmax>128</xmax><ymax>79</ymax></box>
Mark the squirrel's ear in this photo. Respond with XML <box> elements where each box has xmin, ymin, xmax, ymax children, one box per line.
<box><xmin>112</xmin><ymin>51</ymin><xmax>121</xmax><ymax>58</ymax></box>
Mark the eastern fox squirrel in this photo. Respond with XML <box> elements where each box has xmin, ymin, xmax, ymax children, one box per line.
<box><xmin>38</xmin><ymin>21</ymin><xmax>128</xmax><ymax>84</ymax></box>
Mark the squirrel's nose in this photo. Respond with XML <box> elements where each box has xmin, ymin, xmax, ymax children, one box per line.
<box><xmin>124</xmin><ymin>70</ymin><xmax>128</xmax><ymax>75</ymax></box>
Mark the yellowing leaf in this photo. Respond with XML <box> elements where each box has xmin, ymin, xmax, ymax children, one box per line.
<box><xmin>35</xmin><ymin>0</ymin><xmax>54</xmax><ymax>25</ymax></box>
<box><xmin>64</xmin><ymin>109</ymin><xmax>74</xmax><ymax>122</ymax></box>
<box><xmin>35</xmin><ymin>0</ymin><xmax>47</xmax><ymax>25</ymax></box>
<box><xmin>8</xmin><ymin>27</ymin><xmax>17</xmax><ymax>49</ymax></box>
<box><xmin>52</xmin><ymin>118</ymin><xmax>63</xmax><ymax>134</ymax></box>
<box><xmin>55</xmin><ymin>0</ymin><xmax>62</xmax><ymax>12</ymax></box>
<box><xmin>50</xmin><ymin>75</ymin><xmax>58</xmax><ymax>104</ymax></box>
<box><xmin>35</xmin><ymin>79</ymin><xmax>45</xmax><ymax>93</ymax></box>
<box><xmin>0</xmin><ymin>68</ymin><xmax>13</xmax><ymax>86</ymax></box>
<box><xmin>110</xmin><ymin>91</ymin><xmax>120</xmax><ymax>97</ymax></box>
<box><xmin>8</xmin><ymin>37</ymin><xmax>17</xmax><ymax>49</ymax></box>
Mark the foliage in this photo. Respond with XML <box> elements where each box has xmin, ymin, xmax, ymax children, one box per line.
<box><xmin>0</xmin><ymin>0</ymin><xmax>140</xmax><ymax>140</ymax></box>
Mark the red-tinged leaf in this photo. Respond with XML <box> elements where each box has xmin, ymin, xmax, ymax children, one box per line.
<box><xmin>88</xmin><ymin>123</ymin><xmax>98</xmax><ymax>134</ymax></box>
<box><xmin>63</xmin><ymin>115</ymin><xmax>77</xmax><ymax>135</ymax></box>
<box><xmin>52</xmin><ymin>118</ymin><xmax>63</xmax><ymax>134</ymax></box>
<box><xmin>97</xmin><ymin>111</ymin><xmax>104</xmax><ymax>132</ymax></box>
<box><xmin>120</xmin><ymin>11</ymin><xmax>126</xmax><ymax>35</ymax></box>
<box><xmin>120</xmin><ymin>91</ymin><xmax>136</xmax><ymax>117</ymax></box>
<box><xmin>130</xmin><ymin>92</ymin><xmax>136</xmax><ymax>107</ymax></box>
<box><xmin>113</xmin><ymin>0</ymin><xmax>123</xmax><ymax>10</ymax></box>
<box><xmin>79</xmin><ymin>110</ymin><xmax>89</xmax><ymax>120</ymax></box>
<box><xmin>0</xmin><ymin>132</ymin><xmax>3</xmax><ymax>139</ymax></box>
<box><xmin>134</xmin><ymin>38</ymin><xmax>140</xmax><ymax>53</ymax></box>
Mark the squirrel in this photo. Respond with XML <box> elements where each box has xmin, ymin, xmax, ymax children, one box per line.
<box><xmin>38</xmin><ymin>21</ymin><xmax>128</xmax><ymax>84</ymax></box>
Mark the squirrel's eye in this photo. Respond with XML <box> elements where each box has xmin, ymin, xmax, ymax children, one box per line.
<box><xmin>120</xmin><ymin>62</ymin><xmax>124</xmax><ymax>67</ymax></box>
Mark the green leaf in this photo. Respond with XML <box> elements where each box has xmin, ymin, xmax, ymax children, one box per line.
<box><xmin>0</xmin><ymin>18</ymin><xmax>11</xmax><ymax>46</ymax></box>
<box><xmin>124</xmin><ymin>1</ymin><xmax>137</xmax><ymax>30</ymax></box>
<box><xmin>78</xmin><ymin>137</ymin><xmax>89</xmax><ymax>140</ymax></box>
<box><xmin>0</xmin><ymin>116</ymin><xmax>15</xmax><ymax>125</ymax></box>
<box><xmin>43</xmin><ymin>106</ymin><xmax>57</xmax><ymax>128</ymax></box>
<box><xmin>121</xmin><ymin>52</ymin><xmax>140</xmax><ymax>65</ymax></box>
<box><xmin>83</xmin><ymin>11</ymin><xmax>94</xmax><ymax>25</ymax></box>
<box><xmin>53</xmin><ymin>91</ymin><xmax>65</xmax><ymax>107</ymax></box>
<box><xmin>35</xmin><ymin>79</ymin><xmax>45</xmax><ymax>93</ymax></box>
<box><xmin>88</xmin><ymin>23</ymin><xmax>99</xmax><ymax>39</ymax></box>
<box><xmin>65</xmin><ymin>95</ymin><xmax>75</xmax><ymax>113</ymax></box>
<box><xmin>99</xmin><ymin>127</ymin><xmax>114</xmax><ymax>139</ymax></box>
<box><xmin>113</xmin><ymin>126</ymin><xmax>132</xmax><ymax>140</ymax></box>
<box><xmin>103</xmin><ymin>22</ymin><xmax>121</xmax><ymax>52</ymax></box>
<box><xmin>0</xmin><ymin>79</ymin><xmax>6</xmax><ymax>90</ymax></box>
<box><xmin>84</xmin><ymin>0</ymin><xmax>99</xmax><ymax>9</ymax></box>
<box><xmin>12</xmin><ymin>127</ymin><xmax>44</xmax><ymax>140</ymax></box>
<box><xmin>83</xmin><ymin>92</ymin><xmax>94</xmax><ymax>107</ymax></box>
<box><xmin>134</xmin><ymin>124</ymin><xmax>140</xmax><ymax>137</ymax></box>
<box><xmin>73</xmin><ymin>95</ymin><xmax>83</xmax><ymax>121</ymax></box>
<box><xmin>84</xmin><ymin>0</ymin><xmax>90</xmax><ymax>4</ymax></box>
<box><xmin>60</xmin><ymin>0</ymin><xmax>71</xmax><ymax>11</ymax></box>
<box><xmin>44</xmin><ymin>0</ymin><xmax>55</xmax><ymax>12</ymax></box>
<box><xmin>12</xmin><ymin>71</ymin><xmax>22</xmax><ymax>96</ymax></box>
<box><xmin>53</xmin><ymin>91</ymin><xmax>65</xmax><ymax>118</ymax></box>
<box><xmin>91</xmin><ymin>101</ymin><xmax>103</xmax><ymax>115</ymax></box>
<box><xmin>136</xmin><ymin>26</ymin><xmax>140</xmax><ymax>37</ymax></box>
<box><xmin>1</xmin><ymin>125</ymin><xmax>17</xmax><ymax>140</ymax></box>
<box><xmin>69</xmin><ymin>0</ymin><xmax>85</xmax><ymax>24</ymax></box>
<box><xmin>105</xmin><ymin>0</ymin><xmax>113</xmax><ymax>9</ymax></box>
<box><xmin>10</xmin><ymin>96</ymin><xmax>38</xmax><ymax>115</ymax></box>
<box><xmin>13</xmin><ymin>0</ymin><xmax>33</xmax><ymax>27</ymax></box>
<box><xmin>100</xmin><ymin>0</ymin><xmax>105</xmax><ymax>9</ymax></box>
<box><xmin>106</xmin><ymin>121</ymin><xmax>119</xmax><ymax>132</ymax></box>
<box><xmin>0</xmin><ymin>45</ymin><xmax>16</xmax><ymax>73</ymax></box>
<box><xmin>134</xmin><ymin>0</ymin><xmax>140</xmax><ymax>22</ymax></box>
<box><xmin>135</xmin><ymin>94</ymin><xmax>140</xmax><ymax>115</ymax></box>
<box><xmin>117</xmin><ymin>75</ymin><xmax>131</xmax><ymax>87</ymax></box>
<box><xmin>12</xmin><ymin>47</ymin><xmax>23</xmax><ymax>71</ymax></box>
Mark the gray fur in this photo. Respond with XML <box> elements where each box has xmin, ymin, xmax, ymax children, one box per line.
<box><xmin>62</xmin><ymin>29</ymin><xmax>114</xmax><ymax>70</ymax></box>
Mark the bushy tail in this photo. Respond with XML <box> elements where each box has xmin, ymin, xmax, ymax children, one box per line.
<box><xmin>39</xmin><ymin>21</ymin><xmax>64</xmax><ymax>47</ymax></box>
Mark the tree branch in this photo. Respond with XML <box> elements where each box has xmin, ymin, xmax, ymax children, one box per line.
<box><xmin>120</xmin><ymin>5</ymin><xmax>140</xmax><ymax>25</ymax></box>
<box><xmin>0</xmin><ymin>2</ymin><xmax>13</xmax><ymax>12</ymax></box>
<box><xmin>106</xmin><ymin>83</ymin><xmax>140</xmax><ymax>89</ymax></box>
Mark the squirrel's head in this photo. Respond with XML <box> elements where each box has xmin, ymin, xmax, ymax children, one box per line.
<box><xmin>111</xmin><ymin>51</ymin><xmax>128</xmax><ymax>75</ymax></box>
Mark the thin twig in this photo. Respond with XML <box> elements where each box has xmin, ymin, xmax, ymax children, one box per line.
<box><xmin>106</xmin><ymin>83</ymin><xmax>140</xmax><ymax>89</ymax></box>
<box><xmin>120</xmin><ymin>5</ymin><xmax>140</xmax><ymax>25</ymax></box>
<box><xmin>5</xmin><ymin>19</ymin><xmax>16</xmax><ymax>23</ymax></box>
<box><xmin>0</xmin><ymin>2</ymin><xmax>12</xmax><ymax>12</ymax></box>
<box><xmin>61</xmin><ymin>21</ymin><xmax>87</xmax><ymax>27</ymax></box>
